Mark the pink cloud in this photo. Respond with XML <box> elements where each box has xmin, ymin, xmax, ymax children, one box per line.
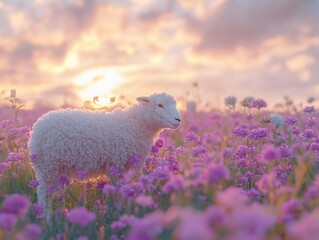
<box><xmin>0</xmin><ymin>0</ymin><xmax>318</xmax><ymax>108</ymax></box>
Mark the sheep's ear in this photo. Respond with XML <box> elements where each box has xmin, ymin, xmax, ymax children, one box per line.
<box><xmin>136</xmin><ymin>96</ymin><xmax>150</xmax><ymax>103</ymax></box>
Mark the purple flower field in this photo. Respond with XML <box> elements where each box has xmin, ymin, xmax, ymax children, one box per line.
<box><xmin>1</xmin><ymin>96</ymin><xmax>319</xmax><ymax>240</ymax></box>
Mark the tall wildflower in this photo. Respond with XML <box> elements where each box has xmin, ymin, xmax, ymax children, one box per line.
<box><xmin>224</xmin><ymin>96</ymin><xmax>237</xmax><ymax>110</ymax></box>
<box><xmin>250</xmin><ymin>99</ymin><xmax>267</xmax><ymax>110</ymax></box>
<box><xmin>241</xmin><ymin>97</ymin><xmax>254</xmax><ymax>108</ymax></box>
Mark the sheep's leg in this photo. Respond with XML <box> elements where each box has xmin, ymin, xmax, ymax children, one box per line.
<box><xmin>36</xmin><ymin>176</ymin><xmax>52</xmax><ymax>222</ymax></box>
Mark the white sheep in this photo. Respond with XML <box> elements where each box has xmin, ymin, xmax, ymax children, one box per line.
<box><xmin>28</xmin><ymin>93</ymin><xmax>181</xmax><ymax>221</ymax></box>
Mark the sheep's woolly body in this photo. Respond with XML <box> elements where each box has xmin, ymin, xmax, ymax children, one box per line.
<box><xmin>28</xmin><ymin>93</ymin><xmax>180</xmax><ymax>221</ymax></box>
<box><xmin>30</xmin><ymin>105</ymin><xmax>163</xmax><ymax>181</ymax></box>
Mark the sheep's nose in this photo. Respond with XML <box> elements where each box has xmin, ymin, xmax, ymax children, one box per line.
<box><xmin>175</xmin><ymin>118</ymin><xmax>181</xmax><ymax>123</ymax></box>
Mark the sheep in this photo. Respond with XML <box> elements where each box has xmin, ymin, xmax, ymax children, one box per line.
<box><xmin>28</xmin><ymin>92</ymin><xmax>181</xmax><ymax>221</ymax></box>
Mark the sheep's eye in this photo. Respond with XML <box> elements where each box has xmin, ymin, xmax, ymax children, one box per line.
<box><xmin>158</xmin><ymin>104</ymin><xmax>164</xmax><ymax>109</ymax></box>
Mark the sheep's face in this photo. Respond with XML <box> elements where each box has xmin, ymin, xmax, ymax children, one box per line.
<box><xmin>137</xmin><ymin>95</ymin><xmax>182</xmax><ymax>129</ymax></box>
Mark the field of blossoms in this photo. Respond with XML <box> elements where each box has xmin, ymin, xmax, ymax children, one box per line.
<box><xmin>1</xmin><ymin>93</ymin><xmax>319</xmax><ymax>240</ymax></box>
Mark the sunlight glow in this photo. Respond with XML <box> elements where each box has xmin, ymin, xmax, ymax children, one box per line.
<box><xmin>74</xmin><ymin>68</ymin><xmax>124</xmax><ymax>101</ymax></box>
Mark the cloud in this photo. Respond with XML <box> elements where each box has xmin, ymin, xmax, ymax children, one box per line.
<box><xmin>286</xmin><ymin>53</ymin><xmax>315</xmax><ymax>81</ymax></box>
<box><xmin>184</xmin><ymin>0</ymin><xmax>319</xmax><ymax>68</ymax></box>
<box><xmin>38</xmin><ymin>84</ymin><xmax>82</xmax><ymax>106</ymax></box>
<box><xmin>0</xmin><ymin>0</ymin><xmax>319</xmax><ymax>108</ymax></box>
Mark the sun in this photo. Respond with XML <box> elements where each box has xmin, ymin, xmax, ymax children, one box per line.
<box><xmin>74</xmin><ymin>67</ymin><xmax>124</xmax><ymax>102</ymax></box>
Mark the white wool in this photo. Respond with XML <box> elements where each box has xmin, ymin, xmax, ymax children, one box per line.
<box><xmin>28</xmin><ymin>92</ymin><xmax>181</xmax><ymax>221</ymax></box>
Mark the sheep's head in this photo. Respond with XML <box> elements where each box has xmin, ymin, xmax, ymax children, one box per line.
<box><xmin>136</xmin><ymin>93</ymin><xmax>181</xmax><ymax>129</ymax></box>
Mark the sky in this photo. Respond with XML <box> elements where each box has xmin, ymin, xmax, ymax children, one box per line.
<box><xmin>0</xmin><ymin>0</ymin><xmax>319</xmax><ymax>109</ymax></box>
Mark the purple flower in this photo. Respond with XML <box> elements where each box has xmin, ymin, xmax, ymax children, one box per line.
<box><xmin>85</xmin><ymin>182</ymin><xmax>93</xmax><ymax>189</ymax></box>
<box><xmin>151</xmin><ymin>145</ymin><xmax>160</xmax><ymax>154</ymax></box>
<box><xmin>152</xmin><ymin>166</ymin><xmax>170</xmax><ymax>180</ymax></box>
<box><xmin>109</xmin><ymin>166</ymin><xmax>120</xmax><ymax>176</ymax></box>
<box><xmin>281</xmin><ymin>199</ymin><xmax>302</xmax><ymax>214</ymax></box>
<box><xmin>285</xmin><ymin>116</ymin><xmax>297</xmax><ymax>125</ymax></box>
<box><xmin>235</xmin><ymin>145</ymin><xmax>255</xmax><ymax>159</ymax></box>
<box><xmin>118</xmin><ymin>214</ymin><xmax>136</xmax><ymax>226</ymax></box>
<box><xmin>96</xmin><ymin>181</ymin><xmax>107</xmax><ymax>190</ymax></box>
<box><xmin>192</xmin><ymin>146</ymin><xmax>207</xmax><ymax>156</ymax></box>
<box><xmin>189</xmin><ymin>124</ymin><xmax>199</xmax><ymax>132</ymax></box>
<box><xmin>77</xmin><ymin>170</ymin><xmax>87</xmax><ymax>180</ymax></box>
<box><xmin>135</xmin><ymin>195</ymin><xmax>156</xmax><ymax>208</ymax></box>
<box><xmin>311</xmin><ymin>143</ymin><xmax>319</xmax><ymax>151</ymax></box>
<box><xmin>66</xmin><ymin>207</ymin><xmax>96</xmax><ymax>227</ymax></box>
<box><xmin>304</xmin><ymin>175</ymin><xmax>319</xmax><ymax>201</ymax></box>
<box><xmin>175</xmin><ymin>208</ymin><xmax>214</xmax><ymax>240</ymax></box>
<box><xmin>233</xmin><ymin>127</ymin><xmax>249</xmax><ymax>138</ymax></box>
<box><xmin>302</xmin><ymin>129</ymin><xmax>317</xmax><ymax>139</ymax></box>
<box><xmin>32</xmin><ymin>204</ymin><xmax>44</xmax><ymax>219</ymax></box>
<box><xmin>162</xmin><ymin>174</ymin><xmax>185</xmax><ymax>194</ymax></box>
<box><xmin>259</xmin><ymin>145</ymin><xmax>280</xmax><ymax>162</ymax></box>
<box><xmin>75</xmin><ymin>236</ymin><xmax>89</xmax><ymax>240</ymax></box>
<box><xmin>29</xmin><ymin>153</ymin><xmax>38</xmax><ymax>161</ymax></box>
<box><xmin>0</xmin><ymin>162</ymin><xmax>11</xmax><ymax>172</ymax></box>
<box><xmin>127</xmin><ymin>212</ymin><xmax>164</xmax><ymax>240</ymax></box>
<box><xmin>287</xmin><ymin>210</ymin><xmax>319</xmax><ymax>240</ymax></box>
<box><xmin>279</xmin><ymin>145</ymin><xmax>291</xmax><ymax>158</ymax></box>
<box><xmin>111</xmin><ymin>220</ymin><xmax>126</xmax><ymax>230</ymax></box>
<box><xmin>205</xmin><ymin>162</ymin><xmax>230</xmax><ymax>183</ymax></box>
<box><xmin>216</xmin><ymin>187</ymin><xmax>249</xmax><ymax>208</ymax></box>
<box><xmin>28</xmin><ymin>179</ymin><xmax>39</xmax><ymax>188</ymax></box>
<box><xmin>0</xmin><ymin>119</ymin><xmax>14</xmax><ymax>129</ymax></box>
<box><xmin>165</xmin><ymin>155</ymin><xmax>182</xmax><ymax>172</ymax></box>
<box><xmin>304</xmin><ymin>106</ymin><xmax>316</xmax><ymax>113</ymax></box>
<box><xmin>247</xmin><ymin>188</ymin><xmax>260</xmax><ymax>201</ymax></box>
<box><xmin>306</xmin><ymin>117</ymin><xmax>317</xmax><ymax>128</ymax></box>
<box><xmin>6</xmin><ymin>152</ymin><xmax>24</xmax><ymax>163</ymax></box>
<box><xmin>205</xmin><ymin>206</ymin><xmax>227</xmax><ymax>225</ymax></box>
<box><xmin>2</xmin><ymin>194</ymin><xmax>30</xmax><ymax>217</ymax></box>
<box><xmin>155</xmin><ymin>138</ymin><xmax>164</xmax><ymax>148</ymax></box>
<box><xmin>0</xmin><ymin>213</ymin><xmax>18</xmax><ymax>231</ymax></box>
<box><xmin>256</xmin><ymin>173</ymin><xmax>281</xmax><ymax>194</ymax></box>
<box><xmin>248</xmin><ymin>128</ymin><xmax>268</xmax><ymax>141</ymax></box>
<box><xmin>250</xmin><ymin>99</ymin><xmax>267</xmax><ymax>109</ymax></box>
<box><xmin>55</xmin><ymin>233</ymin><xmax>66</xmax><ymax>239</ymax></box>
<box><xmin>128</xmin><ymin>155</ymin><xmax>142</xmax><ymax>165</ymax></box>
<box><xmin>291</xmin><ymin>126</ymin><xmax>301</xmax><ymax>135</ymax></box>
<box><xmin>57</xmin><ymin>176</ymin><xmax>70</xmax><ymax>188</ymax></box>
<box><xmin>102</xmin><ymin>184</ymin><xmax>116</xmax><ymax>196</ymax></box>
<box><xmin>120</xmin><ymin>184</ymin><xmax>138</xmax><ymax>198</ymax></box>
<box><xmin>184</xmin><ymin>131</ymin><xmax>200</xmax><ymax>143</ymax></box>
<box><xmin>202</xmin><ymin>134</ymin><xmax>218</xmax><ymax>145</ymax></box>
<box><xmin>241</xmin><ymin>97</ymin><xmax>254</xmax><ymax>108</ymax></box>
<box><xmin>16</xmin><ymin>224</ymin><xmax>42</xmax><ymax>240</ymax></box>
<box><xmin>231</xmin><ymin>204</ymin><xmax>276</xmax><ymax>239</ymax></box>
